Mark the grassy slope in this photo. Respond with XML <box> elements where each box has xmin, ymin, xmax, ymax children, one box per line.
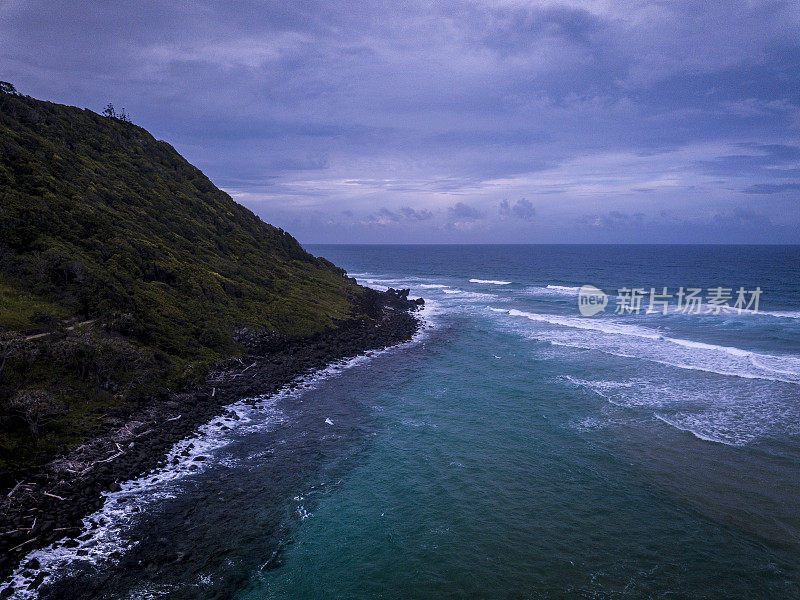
<box><xmin>0</xmin><ymin>91</ymin><xmax>363</xmax><ymax>472</ymax></box>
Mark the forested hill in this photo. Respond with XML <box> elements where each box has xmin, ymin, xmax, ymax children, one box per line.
<box><xmin>0</xmin><ymin>88</ymin><xmax>365</xmax><ymax>471</ymax></box>
<box><xmin>0</xmin><ymin>90</ymin><xmax>359</xmax><ymax>349</ymax></box>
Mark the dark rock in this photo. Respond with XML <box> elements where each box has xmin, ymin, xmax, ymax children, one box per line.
<box><xmin>0</xmin><ymin>288</ymin><xmax>421</xmax><ymax>581</ymax></box>
<box><xmin>28</xmin><ymin>572</ymin><xmax>46</xmax><ymax>590</ymax></box>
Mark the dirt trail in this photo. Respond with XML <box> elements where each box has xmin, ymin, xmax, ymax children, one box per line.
<box><xmin>24</xmin><ymin>319</ymin><xmax>97</xmax><ymax>341</ymax></box>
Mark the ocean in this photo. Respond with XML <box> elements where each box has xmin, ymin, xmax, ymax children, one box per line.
<box><xmin>6</xmin><ymin>245</ymin><xmax>800</xmax><ymax>599</ymax></box>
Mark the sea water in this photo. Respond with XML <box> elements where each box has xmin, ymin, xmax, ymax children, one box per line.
<box><xmin>5</xmin><ymin>245</ymin><xmax>800</xmax><ymax>599</ymax></box>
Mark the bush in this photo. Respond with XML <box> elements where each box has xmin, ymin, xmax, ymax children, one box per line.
<box><xmin>7</xmin><ymin>389</ymin><xmax>65</xmax><ymax>441</ymax></box>
<box><xmin>0</xmin><ymin>331</ymin><xmax>38</xmax><ymax>385</ymax></box>
<box><xmin>49</xmin><ymin>330</ymin><xmax>153</xmax><ymax>391</ymax></box>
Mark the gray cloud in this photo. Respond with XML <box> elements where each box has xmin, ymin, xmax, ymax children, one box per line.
<box><xmin>2</xmin><ymin>0</ymin><xmax>799</xmax><ymax>242</ymax></box>
<box><xmin>500</xmin><ymin>198</ymin><xmax>536</xmax><ymax>221</ymax></box>
<box><xmin>400</xmin><ymin>207</ymin><xmax>433</xmax><ymax>221</ymax></box>
<box><xmin>361</xmin><ymin>206</ymin><xmax>435</xmax><ymax>225</ymax></box>
<box><xmin>578</xmin><ymin>211</ymin><xmax>646</xmax><ymax>230</ymax></box>
<box><xmin>712</xmin><ymin>208</ymin><xmax>771</xmax><ymax>226</ymax></box>
<box><xmin>269</xmin><ymin>156</ymin><xmax>329</xmax><ymax>171</ymax></box>
<box><xmin>698</xmin><ymin>144</ymin><xmax>800</xmax><ymax>177</ymax></box>
<box><xmin>743</xmin><ymin>182</ymin><xmax>800</xmax><ymax>194</ymax></box>
<box><xmin>448</xmin><ymin>202</ymin><xmax>482</xmax><ymax>221</ymax></box>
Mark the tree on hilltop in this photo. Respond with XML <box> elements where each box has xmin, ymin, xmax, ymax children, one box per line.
<box><xmin>102</xmin><ymin>102</ymin><xmax>131</xmax><ymax>122</ymax></box>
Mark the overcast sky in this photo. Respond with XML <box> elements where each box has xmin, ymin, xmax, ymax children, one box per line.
<box><xmin>2</xmin><ymin>0</ymin><xmax>799</xmax><ymax>243</ymax></box>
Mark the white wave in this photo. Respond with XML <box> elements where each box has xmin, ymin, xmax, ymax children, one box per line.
<box><xmin>503</xmin><ymin>308</ymin><xmax>663</xmax><ymax>340</ymax></box>
<box><xmin>358</xmin><ymin>278</ymin><xmax>409</xmax><ymax>292</ymax></box>
<box><xmin>522</xmin><ymin>284</ymin><xmax>597</xmax><ymax>298</ymax></box>
<box><xmin>563</xmin><ymin>375</ymin><xmax>635</xmax><ymax>391</ymax></box>
<box><xmin>561</xmin><ymin>376</ymin><xmax>639</xmax><ymax>407</ymax></box>
<box><xmin>1</xmin><ymin>302</ymin><xmax>439</xmax><ymax>599</ymax></box>
<box><xmin>469</xmin><ymin>279</ymin><xmax>511</xmax><ymax>285</ymax></box>
<box><xmin>489</xmin><ymin>307</ymin><xmax>800</xmax><ymax>385</ymax></box>
<box><xmin>358</xmin><ymin>277</ymin><xmax>399</xmax><ymax>284</ymax></box>
<box><xmin>360</xmin><ymin>280</ymin><xmax>389</xmax><ymax>291</ymax></box>
<box><xmin>653</xmin><ymin>414</ymin><xmax>734</xmax><ymax>445</ymax></box>
<box><xmin>419</xmin><ymin>284</ymin><xmax>449</xmax><ymax>289</ymax></box>
<box><xmin>442</xmin><ymin>289</ymin><xmax>497</xmax><ymax>300</ymax></box>
<box><xmin>762</xmin><ymin>310</ymin><xmax>800</xmax><ymax>320</ymax></box>
<box><xmin>1</xmin><ymin>397</ymin><xmax>284</xmax><ymax>599</ymax></box>
<box><xmin>564</xmin><ymin>376</ymin><xmax>800</xmax><ymax>446</ymax></box>
<box><xmin>651</xmin><ymin>401</ymin><xmax>799</xmax><ymax>447</ymax></box>
<box><xmin>685</xmin><ymin>308</ymin><xmax>800</xmax><ymax>320</ymax></box>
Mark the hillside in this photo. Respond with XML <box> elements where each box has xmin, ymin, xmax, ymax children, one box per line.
<box><xmin>0</xmin><ymin>89</ymin><xmax>373</xmax><ymax>473</ymax></box>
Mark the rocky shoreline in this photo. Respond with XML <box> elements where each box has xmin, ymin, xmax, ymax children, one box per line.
<box><xmin>0</xmin><ymin>288</ymin><xmax>423</xmax><ymax>593</ymax></box>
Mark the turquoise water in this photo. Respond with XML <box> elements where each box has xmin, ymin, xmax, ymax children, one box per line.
<box><xmin>246</xmin><ymin>245</ymin><xmax>800</xmax><ymax>599</ymax></box>
<box><xmin>7</xmin><ymin>245</ymin><xmax>800</xmax><ymax>599</ymax></box>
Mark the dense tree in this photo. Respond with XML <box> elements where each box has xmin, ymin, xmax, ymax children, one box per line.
<box><xmin>0</xmin><ymin>91</ymin><xmax>357</xmax><ymax>352</ymax></box>
<box><xmin>0</xmin><ymin>332</ymin><xmax>38</xmax><ymax>386</ymax></box>
<box><xmin>0</xmin><ymin>90</ymin><xmax>363</xmax><ymax>471</ymax></box>
<box><xmin>7</xmin><ymin>389</ymin><xmax>66</xmax><ymax>441</ymax></box>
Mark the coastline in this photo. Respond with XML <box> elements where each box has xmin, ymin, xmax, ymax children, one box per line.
<box><xmin>0</xmin><ymin>287</ymin><xmax>423</xmax><ymax>592</ymax></box>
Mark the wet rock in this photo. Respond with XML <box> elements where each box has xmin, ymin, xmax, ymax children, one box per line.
<box><xmin>28</xmin><ymin>572</ymin><xmax>46</xmax><ymax>590</ymax></box>
<box><xmin>0</xmin><ymin>288</ymin><xmax>422</xmax><ymax>581</ymax></box>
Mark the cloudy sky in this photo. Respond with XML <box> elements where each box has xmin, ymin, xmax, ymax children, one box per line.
<box><xmin>2</xmin><ymin>0</ymin><xmax>799</xmax><ymax>243</ymax></box>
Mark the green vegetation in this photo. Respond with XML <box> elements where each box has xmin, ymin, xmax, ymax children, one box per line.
<box><xmin>0</xmin><ymin>89</ymin><xmax>363</xmax><ymax>474</ymax></box>
<box><xmin>0</xmin><ymin>280</ymin><xmax>72</xmax><ymax>330</ymax></box>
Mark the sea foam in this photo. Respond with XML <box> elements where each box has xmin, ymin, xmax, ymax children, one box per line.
<box><xmin>469</xmin><ymin>279</ymin><xmax>511</xmax><ymax>285</ymax></box>
<box><xmin>563</xmin><ymin>375</ymin><xmax>799</xmax><ymax>446</ymax></box>
<box><xmin>2</xmin><ymin>299</ymin><xmax>437</xmax><ymax>599</ymax></box>
<box><xmin>489</xmin><ymin>307</ymin><xmax>800</xmax><ymax>385</ymax></box>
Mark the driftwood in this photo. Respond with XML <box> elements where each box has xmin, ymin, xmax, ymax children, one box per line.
<box><xmin>75</xmin><ymin>449</ymin><xmax>124</xmax><ymax>476</ymax></box>
<box><xmin>43</xmin><ymin>492</ymin><xmax>65</xmax><ymax>501</ymax></box>
<box><xmin>6</xmin><ymin>480</ymin><xmax>24</xmax><ymax>498</ymax></box>
<box><xmin>1</xmin><ymin>529</ymin><xmax>31</xmax><ymax>537</ymax></box>
<box><xmin>9</xmin><ymin>537</ymin><xmax>37</xmax><ymax>552</ymax></box>
<box><xmin>96</xmin><ymin>451</ymin><xmax>124</xmax><ymax>464</ymax></box>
